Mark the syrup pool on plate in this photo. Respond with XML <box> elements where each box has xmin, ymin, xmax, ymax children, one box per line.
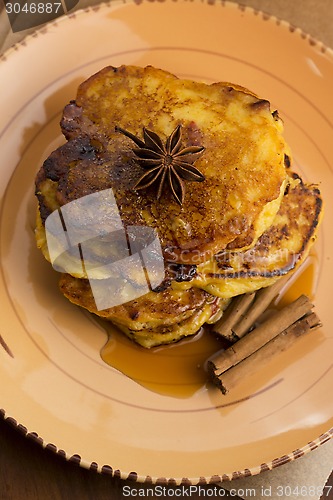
<box><xmin>100</xmin><ymin>252</ymin><xmax>319</xmax><ymax>398</ymax></box>
<box><xmin>100</xmin><ymin>323</ymin><xmax>226</xmax><ymax>398</ymax></box>
<box><xmin>275</xmin><ymin>251</ymin><xmax>318</xmax><ymax>308</ymax></box>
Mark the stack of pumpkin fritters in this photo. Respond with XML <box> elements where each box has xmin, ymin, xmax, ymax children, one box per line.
<box><xmin>35</xmin><ymin>65</ymin><xmax>322</xmax><ymax>347</ymax></box>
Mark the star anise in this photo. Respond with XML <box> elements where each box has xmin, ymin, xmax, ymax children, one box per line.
<box><xmin>116</xmin><ymin>124</ymin><xmax>205</xmax><ymax>205</ymax></box>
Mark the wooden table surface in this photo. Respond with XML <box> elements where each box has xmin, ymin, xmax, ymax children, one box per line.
<box><xmin>1</xmin><ymin>412</ymin><xmax>333</xmax><ymax>499</ymax></box>
<box><xmin>1</xmin><ymin>1</ymin><xmax>333</xmax><ymax>499</ymax></box>
<box><xmin>0</xmin><ymin>417</ymin><xmax>245</xmax><ymax>499</ymax></box>
<box><xmin>0</xmin><ymin>416</ymin><xmax>125</xmax><ymax>499</ymax></box>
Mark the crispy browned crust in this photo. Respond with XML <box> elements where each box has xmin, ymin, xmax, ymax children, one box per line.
<box><xmin>210</xmin><ymin>173</ymin><xmax>322</xmax><ymax>279</ymax></box>
<box><xmin>59</xmin><ymin>274</ymin><xmax>209</xmax><ymax>330</ymax></box>
<box><xmin>35</xmin><ymin>65</ymin><xmax>289</xmax><ymax>264</ymax></box>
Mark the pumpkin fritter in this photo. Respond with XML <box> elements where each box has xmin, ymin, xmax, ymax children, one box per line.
<box><xmin>187</xmin><ymin>173</ymin><xmax>323</xmax><ymax>298</ymax></box>
<box><xmin>57</xmin><ymin>172</ymin><xmax>322</xmax><ymax>347</ymax></box>
<box><xmin>36</xmin><ymin>65</ymin><xmax>289</xmax><ymax>265</ymax></box>
<box><xmin>59</xmin><ymin>275</ymin><xmax>227</xmax><ymax>347</ymax></box>
<box><xmin>35</xmin><ymin>65</ymin><xmax>322</xmax><ymax>348</ymax></box>
<box><xmin>59</xmin><ymin>278</ymin><xmax>209</xmax><ymax>329</ymax></box>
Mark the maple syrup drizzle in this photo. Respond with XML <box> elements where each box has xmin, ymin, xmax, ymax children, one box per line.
<box><xmin>100</xmin><ymin>324</ymin><xmax>225</xmax><ymax>398</ymax></box>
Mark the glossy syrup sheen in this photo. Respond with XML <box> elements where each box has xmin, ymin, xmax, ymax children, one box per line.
<box><xmin>276</xmin><ymin>254</ymin><xmax>318</xmax><ymax>307</ymax></box>
<box><xmin>101</xmin><ymin>324</ymin><xmax>226</xmax><ymax>398</ymax></box>
<box><xmin>101</xmin><ymin>254</ymin><xmax>318</xmax><ymax>398</ymax></box>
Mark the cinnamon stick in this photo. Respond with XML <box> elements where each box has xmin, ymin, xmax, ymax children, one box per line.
<box><xmin>211</xmin><ymin>292</ymin><xmax>256</xmax><ymax>341</ymax></box>
<box><xmin>208</xmin><ymin>311</ymin><xmax>321</xmax><ymax>394</ymax></box>
<box><xmin>208</xmin><ymin>294</ymin><xmax>313</xmax><ymax>378</ymax></box>
<box><xmin>233</xmin><ymin>274</ymin><xmax>290</xmax><ymax>338</ymax></box>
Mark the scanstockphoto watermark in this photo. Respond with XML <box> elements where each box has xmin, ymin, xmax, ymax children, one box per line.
<box><xmin>45</xmin><ymin>188</ymin><xmax>165</xmax><ymax>311</ymax></box>
<box><xmin>3</xmin><ymin>0</ymin><xmax>79</xmax><ymax>33</ymax></box>
<box><xmin>122</xmin><ymin>484</ymin><xmax>333</xmax><ymax>498</ymax></box>
<box><xmin>122</xmin><ymin>485</ymin><xmax>256</xmax><ymax>497</ymax></box>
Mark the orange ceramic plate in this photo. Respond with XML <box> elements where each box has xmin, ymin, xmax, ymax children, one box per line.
<box><xmin>0</xmin><ymin>0</ymin><xmax>332</xmax><ymax>484</ymax></box>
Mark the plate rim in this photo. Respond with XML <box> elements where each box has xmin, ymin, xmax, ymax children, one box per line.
<box><xmin>1</xmin><ymin>0</ymin><xmax>333</xmax><ymax>63</ymax></box>
<box><xmin>0</xmin><ymin>0</ymin><xmax>332</xmax><ymax>485</ymax></box>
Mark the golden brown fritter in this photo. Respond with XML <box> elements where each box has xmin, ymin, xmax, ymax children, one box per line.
<box><xmin>59</xmin><ymin>274</ymin><xmax>226</xmax><ymax>347</ymax></box>
<box><xmin>188</xmin><ymin>173</ymin><xmax>323</xmax><ymax>298</ymax></box>
<box><xmin>35</xmin><ymin>65</ymin><xmax>323</xmax><ymax>348</ymax></box>
<box><xmin>117</xmin><ymin>305</ymin><xmax>217</xmax><ymax>348</ymax></box>
<box><xmin>35</xmin><ymin>65</ymin><xmax>289</xmax><ymax>265</ymax></box>
<box><xmin>57</xmin><ymin>173</ymin><xmax>322</xmax><ymax>347</ymax></box>
<box><xmin>59</xmin><ymin>276</ymin><xmax>208</xmax><ymax>329</ymax></box>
